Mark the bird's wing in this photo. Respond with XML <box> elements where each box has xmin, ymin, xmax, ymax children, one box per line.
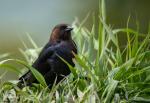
<box><xmin>45</xmin><ymin>44</ymin><xmax>73</xmax><ymax>76</ymax></box>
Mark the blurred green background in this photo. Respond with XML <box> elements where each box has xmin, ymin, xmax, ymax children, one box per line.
<box><xmin>0</xmin><ymin>0</ymin><xmax>150</xmax><ymax>80</ymax></box>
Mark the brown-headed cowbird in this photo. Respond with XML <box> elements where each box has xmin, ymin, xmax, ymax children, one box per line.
<box><xmin>18</xmin><ymin>24</ymin><xmax>77</xmax><ymax>88</ymax></box>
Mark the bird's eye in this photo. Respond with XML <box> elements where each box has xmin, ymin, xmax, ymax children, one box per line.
<box><xmin>62</xmin><ymin>26</ymin><xmax>67</xmax><ymax>30</ymax></box>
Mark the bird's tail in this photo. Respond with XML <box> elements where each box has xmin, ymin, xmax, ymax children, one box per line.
<box><xmin>17</xmin><ymin>71</ymin><xmax>35</xmax><ymax>88</ymax></box>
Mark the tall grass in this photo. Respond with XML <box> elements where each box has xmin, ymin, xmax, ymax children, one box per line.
<box><xmin>0</xmin><ymin>0</ymin><xmax>150</xmax><ymax>102</ymax></box>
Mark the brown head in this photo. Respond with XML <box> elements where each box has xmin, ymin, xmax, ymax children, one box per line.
<box><xmin>50</xmin><ymin>24</ymin><xmax>73</xmax><ymax>43</ymax></box>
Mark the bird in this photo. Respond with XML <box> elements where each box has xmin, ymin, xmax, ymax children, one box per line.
<box><xmin>18</xmin><ymin>24</ymin><xmax>77</xmax><ymax>88</ymax></box>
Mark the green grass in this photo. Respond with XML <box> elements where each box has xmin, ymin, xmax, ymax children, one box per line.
<box><xmin>0</xmin><ymin>0</ymin><xmax>150</xmax><ymax>102</ymax></box>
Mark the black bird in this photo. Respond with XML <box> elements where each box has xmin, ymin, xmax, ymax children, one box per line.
<box><xmin>18</xmin><ymin>24</ymin><xmax>77</xmax><ymax>88</ymax></box>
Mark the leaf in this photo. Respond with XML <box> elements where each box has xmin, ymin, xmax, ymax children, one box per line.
<box><xmin>0</xmin><ymin>59</ymin><xmax>47</xmax><ymax>87</ymax></box>
<box><xmin>102</xmin><ymin>79</ymin><xmax>119</xmax><ymax>103</ymax></box>
<box><xmin>14</xmin><ymin>59</ymin><xmax>47</xmax><ymax>88</ymax></box>
<box><xmin>0</xmin><ymin>64</ymin><xmax>21</xmax><ymax>74</ymax></box>
<box><xmin>130</xmin><ymin>97</ymin><xmax>150</xmax><ymax>102</ymax></box>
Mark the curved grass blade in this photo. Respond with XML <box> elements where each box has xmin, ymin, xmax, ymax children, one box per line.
<box><xmin>14</xmin><ymin>59</ymin><xmax>47</xmax><ymax>88</ymax></box>
<box><xmin>0</xmin><ymin>59</ymin><xmax>47</xmax><ymax>87</ymax></box>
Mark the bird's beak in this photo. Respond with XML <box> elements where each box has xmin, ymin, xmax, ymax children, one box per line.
<box><xmin>65</xmin><ymin>26</ymin><xmax>73</xmax><ymax>32</ymax></box>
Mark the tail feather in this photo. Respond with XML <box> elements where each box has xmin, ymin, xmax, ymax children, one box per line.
<box><xmin>17</xmin><ymin>71</ymin><xmax>37</xmax><ymax>88</ymax></box>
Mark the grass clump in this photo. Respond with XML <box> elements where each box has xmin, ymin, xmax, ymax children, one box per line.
<box><xmin>0</xmin><ymin>0</ymin><xmax>150</xmax><ymax>102</ymax></box>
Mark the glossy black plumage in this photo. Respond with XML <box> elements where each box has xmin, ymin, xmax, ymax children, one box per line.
<box><xmin>18</xmin><ymin>24</ymin><xmax>77</xmax><ymax>88</ymax></box>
